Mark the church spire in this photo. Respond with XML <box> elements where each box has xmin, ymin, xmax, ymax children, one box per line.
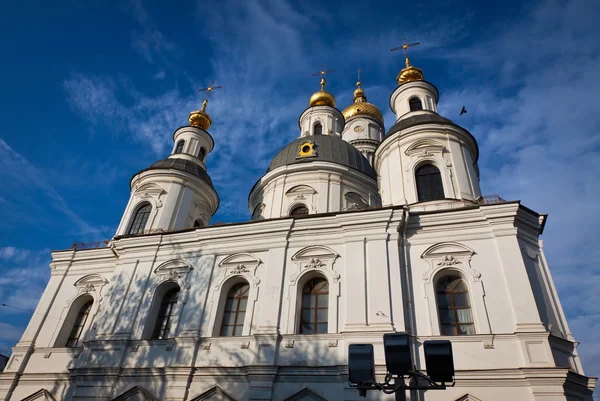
<box><xmin>391</xmin><ymin>41</ymin><xmax>424</xmax><ymax>85</ymax></box>
<box><xmin>189</xmin><ymin>81</ymin><xmax>222</xmax><ymax>130</ymax></box>
<box><xmin>308</xmin><ymin>68</ymin><xmax>336</xmax><ymax>107</ymax></box>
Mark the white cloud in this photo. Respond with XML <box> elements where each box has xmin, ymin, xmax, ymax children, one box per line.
<box><xmin>436</xmin><ymin>0</ymin><xmax>600</xmax><ymax>381</ymax></box>
<box><xmin>0</xmin><ymin>138</ymin><xmax>108</xmax><ymax>238</ymax></box>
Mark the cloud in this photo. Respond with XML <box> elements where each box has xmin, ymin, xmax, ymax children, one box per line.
<box><xmin>436</xmin><ymin>0</ymin><xmax>600</xmax><ymax>381</ymax></box>
<box><xmin>0</xmin><ymin>138</ymin><xmax>108</xmax><ymax>238</ymax></box>
<box><xmin>0</xmin><ymin>247</ymin><xmax>31</xmax><ymax>262</ymax></box>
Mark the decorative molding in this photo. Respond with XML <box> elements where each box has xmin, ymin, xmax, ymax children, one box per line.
<box><xmin>240</xmin><ymin>341</ymin><xmax>251</xmax><ymax>349</ymax></box>
<box><xmin>455</xmin><ymin>394</ymin><xmax>483</xmax><ymax>401</ymax></box>
<box><xmin>190</xmin><ymin>386</ymin><xmax>238</xmax><ymax>401</ymax></box>
<box><xmin>289</xmin><ymin>245</ymin><xmax>341</xmax><ymax>284</ymax></box>
<box><xmin>285</xmin><ymin>185</ymin><xmax>317</xmax><ymax>196</ymax></box>
<box><xmin>217</xmin><ymin>252</ymin><xmax>262</xmax><ymax>288</ymax></box>
<box><xmin>437</xmin><ymin>255</ymin><xmax>462</xmax><ymax>267</ymax></box>
<box><xmin>110</xmin><ymin>386</ymin><xmax>159</xmax><ymax>401</ymax></box>
<box><xmin>404</xmin><ymin>138</ymin><xmax>446</xmax><ymax>156</ymax></box>
<box><xmin>20</xmin><ymin>389</ymin><xmax>57</xmax><ymax>401</ymax></box>
<box><xmin>328</xmin><ymin>339</ymin><xmax>338</xmax><ymax>347</ymax></box>
<box><xmin>285</xmin><ymin>340</ymin><xmax>295</xmax><ymax>348</ymax></box>
<box><xmin>421</xmin><ymin>242</ymin><xmax>480</xmax><ymax>283</ymax></box>
<box><xmin>283</xmin><ymin>388</ymin><xmax>328</xmax><ymax>401</ymax></box>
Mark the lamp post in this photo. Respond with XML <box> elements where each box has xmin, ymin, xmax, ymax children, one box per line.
<box><xmin>348</xmin><ymin>333</ymin><xmax>455</xmax><ymax>399</ymax></box>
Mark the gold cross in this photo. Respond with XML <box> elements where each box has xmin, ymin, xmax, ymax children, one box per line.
<box><xmin>312</xmin><ymin>67</ymin><xmax>335</xmax><ymax>77</ymax></box>
<box><xmin>312</xmin><ymin>67</ymin><xmax>335</xmax><ymax>91</ymax></box>
<box><xmin>198</xmin><ymin>80</ymin><xmax>222</xmax><ymax>101</ymax></box>
<box><xmin>391</xmin><ymin>40</ymin><xmax>421</xmax><ymax>58</ymax></box>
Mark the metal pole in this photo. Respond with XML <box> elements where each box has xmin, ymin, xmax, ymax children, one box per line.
<box><xmin>395</xmin><ymin>388</ymin><xmax>407</xmax><ymax>401</ymax></box>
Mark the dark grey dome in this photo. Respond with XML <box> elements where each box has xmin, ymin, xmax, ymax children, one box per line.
<box><xmin>267</xmin><ymin>135</ymin><xmax>376</xmax><ymax>179</ymax></box>
<box><xmin>132</xmin><ymin>158</ymin><xmax>215</xmax><ymax>190</ymax></box>
<box><xmin>386</xmin><ymin>113</ymin><xmax>454</xmax><ymax>136</ymax></box>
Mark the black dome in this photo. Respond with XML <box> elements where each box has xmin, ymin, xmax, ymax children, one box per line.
<box><xmin>133</xmin><ymin>158</ymin><xmax>215</xmax><ymax>190</ymax></box>
<box><xmin>267</xmin><ymin>135</ymin><xmax>376</xmax><ymax>179</ymax></box>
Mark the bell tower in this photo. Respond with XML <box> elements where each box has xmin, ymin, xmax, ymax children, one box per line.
<box><xmin>298</xmin><ymin>69</ymin><xmax>345</xmax><ymax>137</ymax></box>
<box><xmin>115</xmin><ymin>83</ymin><xmax>221</xmax><ymax>236</ymax></box>
<box><xmin>375</xmin><ymin>43</ymin><xmax>482</xmax><ymax>206</ymax></box>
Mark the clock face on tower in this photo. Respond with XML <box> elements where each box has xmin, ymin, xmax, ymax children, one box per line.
<box><xmin>354</xmin><ymin>126</ymin><xmax>364</xmax><ymax>133</ymax></box>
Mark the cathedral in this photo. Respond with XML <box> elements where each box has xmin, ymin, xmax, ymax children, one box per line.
<box><xmin>0</xmin><ymin>51</ymin><xmax>596</xmax><ymax>401</ymax></box>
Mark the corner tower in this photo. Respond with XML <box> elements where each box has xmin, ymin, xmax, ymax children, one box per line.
<box><xmin>375</xmin><ymin>46</ymin><xmax>481</xmax><ymax>206</ymax></box>
<box><xmin>115</xmin><ymin>85</ymin><xmax>220</xmax><ymax>235</ymax></box>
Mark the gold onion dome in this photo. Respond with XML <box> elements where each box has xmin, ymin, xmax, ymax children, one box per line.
<box><xmin>396</xmin><ymin>57</ymin><xmax>424</xmax><ymax>85</ymax></box>
<box><xmin>309</xmin><ymin>77</ymin><xmax>336</xmax><ymax>107</ymax></box>
<box><xmin>188</xmin><ymin>99</ymin><xmax>212</xmax><ymax>130</ymax></box>
<box><xmin>341</xmin><ymin>81</ymin><xmax>384</xmax><ymax>125</ymax></box>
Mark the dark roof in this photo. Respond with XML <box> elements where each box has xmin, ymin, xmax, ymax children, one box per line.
<box><xmin>132</xmin><ymin>158</ymin><xmax>215</xmax><ymax>190</ymax></box>
<box><xmin>385</xmin><ymin>113</ymin><xmax>479</xmax><ymax>162</ymax></box>
<box><xmin>267</xmin><ymin>134</ymin><xmax>376</xmax><ymax>179</ymax></box>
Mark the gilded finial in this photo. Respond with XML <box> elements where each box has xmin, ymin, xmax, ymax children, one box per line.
<box><xmin>309</xmin><ymin>67</ymin><xmax>336</xmax><ymax>107</ymax></box>
<box><xmin>353</xmin><ymin>68</ymin><xmax>366</xmax><ymax>103</ymax></box>
<box><xmin>189</xmin><ymin>81</ymin><xmax>222</xmax><ymax>130</ymax></box>
<box><xmin>391</xmin><ymin>40</ymin><xmax>424</xmax><ymax>85</ymax></box>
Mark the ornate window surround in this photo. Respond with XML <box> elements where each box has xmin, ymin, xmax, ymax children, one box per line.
<box><xmin>118</xmin><ymin>183</ymin><xmax>165</xmax><ymax>235</ymax></box>
<box><xmin>285</xmin><ymin>245</ymin><xmax>341</xmax><ymax>334</ymax></box>
<box><xmin>420</xmin><ymin>242</ymin><xmax>490</xmax><ymax>336</ymax></box>
<box><xmin>405</xmin><ymin>141</ymin><xmax>454</xmax><ymax>203</ymax></box>
<box><xmin>134</xmin><ymin>259</ymin><xmax>193</xmax><ymax>339</ymax></box>
<box><xmin>205</xmin><ymin>253</ymin><xmax>262</xmax><ymax>337</ymax></box>
<box><xmin>52</xmin><ymin>274</ymin><xmax>108</xmax><ymax>347</ymax></box>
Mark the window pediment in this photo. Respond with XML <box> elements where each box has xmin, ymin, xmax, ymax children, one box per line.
<box><xmin>154</xmin><ymin>259</ymin><xmax>193</xmax><ymax>280</ymax></box>
<box><xmin>405</xmin><ymin>139</ymin><xmax>446</xmax><ymax>156</ymax></box>
<box><xmin>283</xmin><ymin>388</ymin><xmax>328</xmax><ymax>401</ymax></box>
<box><xmin>110</xmin><ymin>386</ymin><xmax>158</xmax><ymax>401</ymax></box>
<box><xmin>74</xmin><ymin>274</ymin><xmax>108</xmax><ymax>288</ymax></box>
<box><xmin>286</xmin><ymin>185</ymin><xmax>317</xmax><ymax>196</ymax></box>
<box><xmin>291</xmin><ymin>245</ymin><xmax>339</xmax><ymax>261</ymax></box>
<box><xmin>190</xmin><ymin>386</ymin><xmax>238</xmax><ymax>401</ymax></box>
<box><xmin>20</xmin><ymin>389</ymin><xmax>57</xmax><ymax>401</ymax></box>
<box><xmin>219</xmin><ymin>253</ymin><xmax>262</xmax><ymax>269</ymax></box>
<box><xmin>421</xmin><ymin>242</ymin><xmax>475</xmax><ymax>259</ymax></box>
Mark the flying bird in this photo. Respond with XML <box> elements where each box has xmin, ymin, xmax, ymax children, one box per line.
<box><xmin>460</xmin><ymin>105</ymin><xmax>467</xmax><ymax>116</ymax></box>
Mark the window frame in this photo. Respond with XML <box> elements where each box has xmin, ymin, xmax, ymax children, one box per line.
<box><xmin>435</xmin><ymin>275</ymin><xmax>476</xmax><ymax>336</ymax></box>
<box><xmin>127</xmin><ymin>203</ymin><xmax>152</xmax><ymax>235</ymax></box>
<box><xmin>290</xmin><ymin>204</ymin><xmax>309</xmax><ymax>216</ymax></box>
<box><xmin>54</xmin><ymin>294</ymin><xmax>95</xmax><ymax>348</ymax></box>
<box><xmin>313</xmin><ymin>122</ymin><xmax>323</xmax><ymax>135</ymax></box>
<box><xmin>415</xmin><ymin>164</ymin><xmax>445</xmax><ymax>201</ymax></box>
<box><xmin>150</xmin><ymin>287</ymin><xmax>180</xmax><ymax>340</ymax></box>
<box><xmin>298</xmin><ymin>277</ymin><xmax>329</xmax><ymax>335</ymax></box>
<box><xmin>174</xmin><ymin>140</ymin><xmax>185</xmax><ymax>154</ymax></box>
<box><xmin>409</xmin><ymin>97</ymin><xmax>423</xmax><ymax>111</ymax></box>
<box><xmin>219</xmin><ymin>282</ymin><xmax>250</xmax><ymax>337</ymax></box>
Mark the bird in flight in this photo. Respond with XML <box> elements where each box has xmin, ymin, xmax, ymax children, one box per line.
<box><xmin>460</xmin><ymin>105</ymin><xmax>467</xmax><ymax>116</ymax></box>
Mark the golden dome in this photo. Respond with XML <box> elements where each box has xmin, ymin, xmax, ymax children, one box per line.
<box><xmin>341</xmin><ymin>81</ymin><xmax>384</xmax><ymax>125</ymax></box>
<box><xmin>309</xmin><ymin>77</ymin><xmax>336</xmax><ymax>107</ymax></box>
<box><xmin>396</xmin><ymin>57</ymin><xmax>424</xmax><ymax>85</ymax></box>
<box><xmin>189</xmin><ymin>99</ymin><xmax>212</xmax><ymax>130</ymax></box>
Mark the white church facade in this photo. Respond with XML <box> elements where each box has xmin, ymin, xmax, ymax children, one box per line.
<box><xmin>0</xmin><ymin>56</ymin><xmax>596</xmax><ymax>401</ymax></box>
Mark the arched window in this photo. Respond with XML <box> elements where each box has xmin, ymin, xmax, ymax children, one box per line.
<box><xmin>65</xmin><ymin>299</ymin><xmax>93</xmax><ymax>347</ymax></box>
<box><xmin>436</xmin><ymin>275</ymin><xmax>475</xmax><ymax>335</ymax></box>
<box><xmin>299</xmin><ymin>278</ymin><xmax>328</xmax><ymax>334</ymax></box>
<box><xmin>409</xmin><ymin>97</ymin><xmax>423</xmax><ymax>111</ymax></box>
<box><xmin>290</xmin><ymin>205</ymin><xmax>309</xmax><ymax>216</ymax></box>
<box><xmin>415</xmin><ymin>164</ymin><xmax>444</xmax><ymax>201</ymax></box>
<box><xmin>128</xmin><ymin>203</ymin><xmax>151</xmax><ymax>235</ymax></box>
<box><xmin>193</xmin><ymin>219</ymin><xmax>202</xmax><ymax>228</ymax></box>
<box><xmin>175</xmin><ymin>140</ymin><xmax>185</xmax><ymax>154</ymax></box>
<box><xmin>151</xmin><ymin>287</ymin><xmax>180</xmax><ymax>339</ymax></box>
<box><xmin>198</xmin><ymin>147</ymin><xmax>206</xmax><ymax>160</ymax></box>
<box><xmin>220</xmin><ymin>283</ymin><xmax>250</xmax><ymax>337</ymax></box>
<box><xmin>314</xmin><ymin>123</ymin><xmax>323</xmax><ymax>135</ymax></box>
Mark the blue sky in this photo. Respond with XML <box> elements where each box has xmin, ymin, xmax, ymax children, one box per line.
<box><xmin>1</xmin><ymin>0</ymin><xmax>599</xmax><ymax>389</ymax></box>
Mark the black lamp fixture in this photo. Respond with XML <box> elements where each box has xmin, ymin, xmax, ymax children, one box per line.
<box><xmin>348</xmin><ymin>332</ymin><xmax>455</xmax><ymax>398</ymax></box>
